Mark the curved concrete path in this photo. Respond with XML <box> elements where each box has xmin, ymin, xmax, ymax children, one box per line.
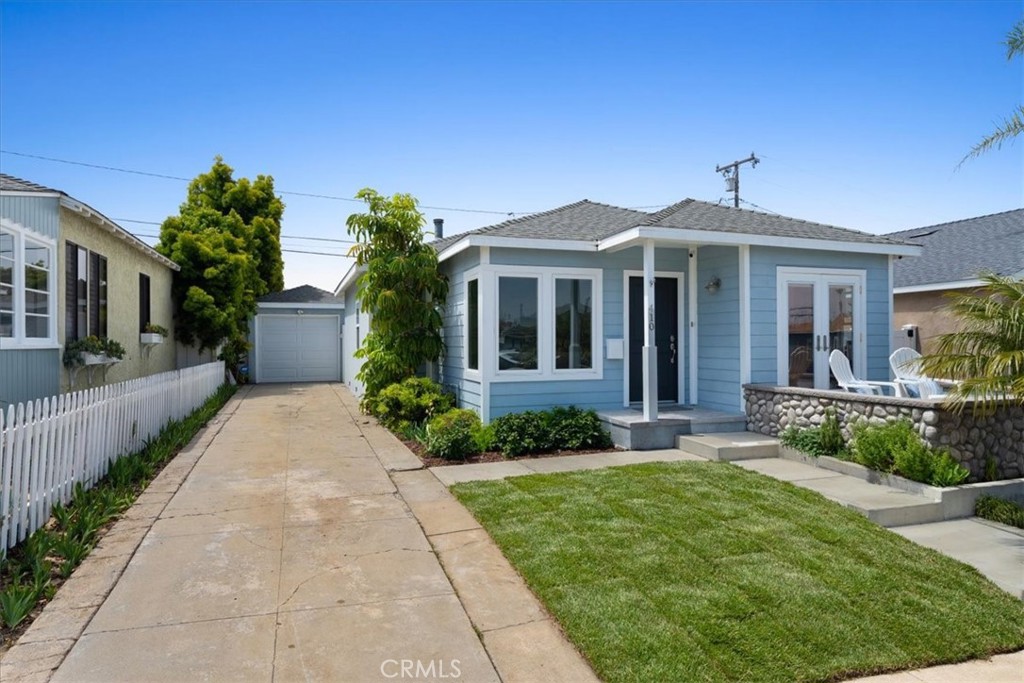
<box><xmin>2</xmin><ymin>383</ymin><xmax>594</xmax><ymax>683</ymax></box>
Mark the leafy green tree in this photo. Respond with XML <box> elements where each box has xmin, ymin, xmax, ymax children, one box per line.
<box><xmin>961</xmin><ymin>19</ymin><xmax>1024</xmax><ymax>164</ymax></box>
<box><xmin>347</xmin><ymin>188</ymin><xmax>448</xmax><ymax>402</ymax></box>
<box><xmin>157</xmin><ymin>158</ymin><xmax>285</xmax><ymax>363</ymax></box>
<box><xmin>919</xmin><ymin>274</ymin><xmax>1024</xmax><ymax>412</ymax></box>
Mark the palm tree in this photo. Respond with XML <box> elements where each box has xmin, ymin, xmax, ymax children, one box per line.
<box><xmin>959</xmin><ymin>19</ymin><xmax>1024</xmax><ymax>165</ymax></box>
<box><xmin>918</xmin><ymin>274</ymin><xmax>1024</xmax><ymax>413</ymax></box>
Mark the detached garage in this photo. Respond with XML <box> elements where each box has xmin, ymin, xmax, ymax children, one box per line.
<box><xmin>251</xmin><ymin>285</ymin><xmax>344</xmax><ymax>383</ymax></box>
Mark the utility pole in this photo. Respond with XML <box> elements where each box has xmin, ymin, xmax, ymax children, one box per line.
<box><xmin>715</xmin><ymin>152</ymin><xmax>759</xmax><ymax>208</ymax></box>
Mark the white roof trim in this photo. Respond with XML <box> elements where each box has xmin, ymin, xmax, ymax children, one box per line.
<box><xmin>257</xmin><ymin>302</ymin><xmax>344</xmax><ymax>310</ymax></box>
<box><xmin>893</xmin><ymin>270</ymin><xmax>1024</xmax><ymax>295</ymax></box>
<box><xmin>59</xmin><ymin>197</ymin><xmax>180</xmax><ymax>271</ymax></box>
<box><xmin>0</xmin><ymin>190</ymin><xmax>62</xmax><ymax>198</ymax></box>
<box><xmin>598</xmin><ymin>226</ymin><xmax>922</xmax><ymax>257</ymax></box>
<box><xmin>437</xmin><ymin>234</ymin><xmax>596</xmax><ymax>262</ymax></box>
<box><xmin>334</xmin><ymin>262</ymin><xmax>364</xmax><ymax>295</ymax></box>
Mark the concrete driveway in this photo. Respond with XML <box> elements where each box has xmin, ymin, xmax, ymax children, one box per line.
<box><xmin>6</xmin><ymin>383</ymin><xmax>593</xmax><ymax>683</ymax></box>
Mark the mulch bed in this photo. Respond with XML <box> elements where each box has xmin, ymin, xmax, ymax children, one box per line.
<box><xmin>399</xmin><ymin>439</ymin><xmax>619</xmax><ymax>468</ymax></box>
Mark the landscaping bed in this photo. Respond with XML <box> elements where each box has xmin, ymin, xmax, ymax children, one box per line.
<box><xmin>452</xmin><ymin>461</ymin><xmax>1024</xmax><ymax>683</ymax></box>
<box><xmin>400</xmin><ymin>437</ymin><xmax>617</xmax><ymax>468</ymax></box>
<box><xmin>0</xmin><ymin>384</ymin><xmax>236</xmax><ymax>653</ymax></box>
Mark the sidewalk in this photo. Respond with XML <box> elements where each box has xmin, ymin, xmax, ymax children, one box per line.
<box><xmin>1</xmin><ymin>383</ymin><xmax>595</xmax><ymax>683</ymax></box>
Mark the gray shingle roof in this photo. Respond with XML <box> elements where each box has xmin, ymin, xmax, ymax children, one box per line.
<box><xmin>648</xmin><ymin>200</ymin><xmax>909</xmax><ymax>246</ymax></box>
<box><xmin>0</xmin><ymin>174</ymin><xmax>60</xmax><ymax>193</ymax></box>
<box><xmin>258</xmin><ymin>285</ymin><xmax>344</xmax><ymax>305</ymax></box>
<box><xmin>885</xmin><ymin>209</ymin><xmax>1024</xmax><ymax>288</ymax></box>
<box><xmin>430</xmin><ymin>200</ymin><xmax>650</xmax><ymax>252</ymax></box>
<box><xmin>430</xmin><ymin>198</ymin><xmax>909</xmax><ymax>252</ymax></box>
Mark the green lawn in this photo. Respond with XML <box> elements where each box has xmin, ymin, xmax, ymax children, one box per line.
<box><xmin>451</xmin><ymin>461</ymin><xmax>1024</xmax><ymax>683</ymax></box>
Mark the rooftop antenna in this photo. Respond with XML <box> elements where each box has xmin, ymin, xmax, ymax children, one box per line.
<box><xmin>715</xmin><ymin>152</ymin><xmax>759</xmax><ymax>208</ymax></box>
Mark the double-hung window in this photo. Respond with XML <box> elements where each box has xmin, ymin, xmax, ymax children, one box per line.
<box><xmin>65</xmin><ymin>242</ymin><xmax>107</xmax><ymax>340</ymax></box>
<box><xmin>489</xmin><ymin>267</ymin><xmax>601</xmax><ymax>379</ymax></box>
<box><xmin>0</xmin><ymin>223</ymin><xmax>56</xmax><ymax>346</ymax></box>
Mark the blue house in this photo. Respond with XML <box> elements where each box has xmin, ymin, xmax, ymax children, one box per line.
<box><xmin>337</xmin><ymin>199</ymin><xmax>918</xmax><ymax>447</ymax></box>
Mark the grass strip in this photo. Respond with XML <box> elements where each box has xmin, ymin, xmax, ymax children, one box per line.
<box><xmin>452</xmin><ymin>461</ymin><xmax>1024</xmax><ymax>683</ymax></box>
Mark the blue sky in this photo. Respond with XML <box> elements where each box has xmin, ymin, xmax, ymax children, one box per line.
<box><xmin>1</xmin><ymin>1</ymin><xmax>1021</xmax><ymax>292</ymax></box>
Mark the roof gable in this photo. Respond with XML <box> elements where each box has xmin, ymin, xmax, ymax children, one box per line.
<box><xmin>258</xmin><ymin>284</ymin><xmax>344</xmax><ymax>305</ymax></box>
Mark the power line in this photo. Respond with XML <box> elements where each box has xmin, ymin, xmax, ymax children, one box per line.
<box><xmin>131</xmin><ymin>231</ymin><xmax>351</xmax><ymax>258</ymax></box>
<box><xmin>115</xmin><ymin>217</ymin><xmax>358</xmax><ymax>244</ymax></box>
<box><xmin>0</xmin><ymin>149</ymin><xmax>530</xmax><ymax>216</ymax></box>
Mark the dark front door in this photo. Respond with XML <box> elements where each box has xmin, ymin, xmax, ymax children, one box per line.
<box><xmin>628</xmin><ymin>277</ymin><xmax>679</xmax><ymax>403</ymax></box>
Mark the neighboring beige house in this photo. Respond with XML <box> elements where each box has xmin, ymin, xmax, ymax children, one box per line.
<box><xmin>886</xmin><ymin>208</ymin><xmax>1023</xmax><ymax>354</ymax></box>
<box><xmin>1</xmin><ymin>174</ymin><xmax>179</xmax><ymax>407</ymax></box>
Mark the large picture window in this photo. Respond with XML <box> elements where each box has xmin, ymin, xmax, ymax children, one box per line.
<box><xmin>487</xmin><ymin>267</ymin><xmax>602</xmax><ymax>379</ymax></box>
<box><xmin>498</xmin><ymin>276</ymin><xmax>538</xmax><ymax>371</ymax></box>
<box><xmin>554</xmin><ymin>278</ymin><xmax>592</xmax><ymax>370</ymax></box>
<box><xmin>1</xmin><ymin>224</ymin><xmax>56</xmax><ymax>345</ymax></box>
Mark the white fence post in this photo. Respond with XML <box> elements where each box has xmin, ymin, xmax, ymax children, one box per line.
<box><xmin>0</xmin><ymin>361</ymin><xmax>225</xmax><ymax>556</ymax></box>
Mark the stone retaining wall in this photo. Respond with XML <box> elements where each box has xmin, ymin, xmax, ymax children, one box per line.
<box><xmin>743</xmin><ymin>384</ymin><xmax>1024</xmax><ymax>481</ymax></box>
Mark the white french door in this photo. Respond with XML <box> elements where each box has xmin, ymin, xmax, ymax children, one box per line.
<box><xmin>777</xmin><ymin>268</ymin><xmax>866</xmax><ymax>390</ymax></box>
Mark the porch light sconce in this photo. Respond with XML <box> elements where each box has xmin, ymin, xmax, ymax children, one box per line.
<box><xmin>704</xmin><ymin>276</ymin><xmax>721</xmax><ymax>294</ymax></box>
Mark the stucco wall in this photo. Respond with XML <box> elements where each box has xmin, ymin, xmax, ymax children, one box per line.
<box><xmin>58</xmin><ymin>208</ymin><xmax>176</xmax><ymax>392</ymax></box>
<box><xmin>893</xmin><ymin>290</ymin><xmax>962</xmax><ymax>354</ymax></box>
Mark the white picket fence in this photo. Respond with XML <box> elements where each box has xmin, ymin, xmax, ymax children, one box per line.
<box><xmin>0</xmin><ymin>361</ymin><xmax>225</xmax><ymax>555</ymax></box>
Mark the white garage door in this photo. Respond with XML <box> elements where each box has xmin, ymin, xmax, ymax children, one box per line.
<box><xmin>256</xmin><ymin>315</ymin><xmax>340</xmax><ymax>383</ymax></box>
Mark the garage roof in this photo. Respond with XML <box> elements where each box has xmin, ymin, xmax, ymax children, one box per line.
<box><xmin>258</xmin><ymin>285</ymin><xmax>344</xmax><ymax>305</ymax></box>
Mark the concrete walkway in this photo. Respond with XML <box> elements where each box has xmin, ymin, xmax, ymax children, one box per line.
<box><xmin>2</xmin><ymin>383</ymin><xmax>595</xmax><ymax>683</ymax></box>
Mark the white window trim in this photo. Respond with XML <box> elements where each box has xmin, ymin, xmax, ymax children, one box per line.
<box><xmin>484</xmin><ymin>265</ymin><xmax>603</xmax><ymax>383</ymax></box>
<box><xmin>776</xmin><ymin>266</ymin><xmax>867</xmax><ymax>387</ymax></box>
<box><xmin>0</xmin><ymin>219</ymin><xmax>58</xmax><ymax>349</ymax></box>
<box><xmin>463</xmin><ymin>267</ymin><xmax>482</xmax><ymax>380</ymax></box>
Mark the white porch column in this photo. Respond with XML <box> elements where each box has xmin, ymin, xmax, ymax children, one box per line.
<box><xmin>642</xmin><ymin>239</ymin><xmax>658</xmax><ymax>422</ymax></box>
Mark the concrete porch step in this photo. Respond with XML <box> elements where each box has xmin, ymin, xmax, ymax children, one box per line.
<box><xmin>734</xmin><ymin>457</ymin><xmax>947</xmax><ymax>527</ymax></box>
<box><xmin>676</xmin><ymin>432</ymin><xmax>780</xmax><ymax>461</ymax></box>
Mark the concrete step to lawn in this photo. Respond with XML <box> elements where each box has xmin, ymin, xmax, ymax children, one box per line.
<box><xmin>676</xmin><ymin>432</ymin><xmax>780</xmax><ymax>461</ymax></box>
<box><xmin>734</xmin><ymin>457</ymin><xmax>946</xmax><ymax>527</ymax></box>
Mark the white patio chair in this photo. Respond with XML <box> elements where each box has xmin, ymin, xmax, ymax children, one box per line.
<box><xmin>829</xmin><ymin>350</ymin><xmax>901</xmax><ymax>396</ymax></box>
<box><xmin>889</xmin><ymin>347</ymin><xmax>946</xmax><ymax>399</ymax></box>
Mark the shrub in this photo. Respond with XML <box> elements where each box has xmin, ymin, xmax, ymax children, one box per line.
<box><xmin>930</xmin><ymin>452</ymin><xmax>970</xmax><ymax>487</ymax></box>
<box><xmin>425</xmin><ymin>409</ymin><xmax>481</xmax><ymax>460</ymax></box>
<box><xmin>475</xmin><ymin>424</ymin><xmax>495</xmax><ymax>452</ymax></box>
<box><xmin>893</xmin><ymin>438</ymin><xmax>935</xmax><ymax>484</ymax></box>
<box><xmin>819</xmin><ymin>409</ymin><xmax>845</xmax><ymax>456</ymax></box>
<box><xmin>492</xmin><ymin>411</ymin><xmax>551</xmax><ymax>458</ymax></box>
<box><xmin>851</xmin><ymin>420</ymin><xmax>915</xmax><ymax>472</ymax></box>
<box><xmin>365</xmin><ymin>377</ymin><xmax>454</xmax><ymax>430</ymax></box>
<box><xmin>975</xmin><ymin>496</ymin><xmax>1024</xmax><ymax>529</ymax></box>
<box><xmin>546</xmin><ymin>406</ymin><xmax>612</xmax><ymax>450</ymax></box>
<box><xmin>0</xmin><ymin>583</ymin><xmax>38</xmax><ymax>628</ymax></box>
<box><xmin>779</xmin><ymin>426</ymin><xmax>828</xmax><ymax>457</ymax></box>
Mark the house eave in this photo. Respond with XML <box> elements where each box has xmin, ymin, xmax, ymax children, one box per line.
<box><xmin>59</xmin><ymin>197</ymin><xmax>180</xmax><ymax>271</ymax></box>
<box><xmin>257</xmin><ymin>302</ymin><xmax>345</xmax><ymax>310</ymax></box>
<box><xmin>893</xmin><ymin>270</ymin><xmax>1023</xmax><ymax>295</ymax></box>
<box><xmin>334</xmin><ymin>262</ymin><xmax>364</xmax><ymax>296</ymax></box>
<box><xmin>598</xmin><ymin>226</ymin><xmax>922</xmax><ymax>257</ymax></box>
<box><xmin>437</xmin><ymin>235</ymin><xmax>597</xmax><ymax>262</ymax></box>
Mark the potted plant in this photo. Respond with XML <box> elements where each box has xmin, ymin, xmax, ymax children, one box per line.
<box><xmin>63</xmin><ymin>336</ymin><xmax>108</xmax><ymax>368</ymax></box>
<box><xmin>102</xmin><ymin>337</ymin><xmax>127</xmax><ymax>362</ymax></box>
<box><xmin>141</xmin><ymin>323</ymin><xmax>169</xmax><ymax>345</ymax></box>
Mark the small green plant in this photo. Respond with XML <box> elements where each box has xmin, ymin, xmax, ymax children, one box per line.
<box><xmin>545</xmin><ymin>406</ymin><xmax>612</xmax><ymax>450</ymax></box>
<box><xmin>930</xmin><ymin>452</ymin><xmax>970</xmax><ymax>487</ymax></box>
<box><xmin>779</xmin><ymin>426</ymin><xmax>823</xmax><ymax>456</ymax></box>
<box><xmin>365</xmin><ymin>377</ymin><xmax>454</xmax><ymax>430</ymax></box>
<box><xmin>474</xmin><ymin>424</ymin><xmax>495</xmax><ymax>452</ymax></box>
<box><xmin>51</xmin><ymin>502</ymin><xmax>73</xmax><ymax>530</ymax></box>
<box><xmin>492</xmin><ymin>411</ymin><xmax>552</xmax><ymax>458</ymax></box>
<box><xmin>985</xmin><ymin>456</ymin><xmax>999</xmax><ymax>482</ymax></box>
<box><xmin>102</xmin><ymin>338</ymin><xmax>127</xmax><ymax>360</ymax></box>
<box><xmin>143</xmin><ymin>322</ymin><xmax>169</xmax><ymax>336</ymax></box>
<box><xmin>425</xmin><ymin>409</ymin><xmax>482</xmax><ymax>460</ymax></box>
<box><xmin>893</xmin><ymin>438</ymin><xmax>935</xmax><ymax>484</ymax></box>
<box><xmin>975</xmin><ymin>496</ymin><xmax>1024</xmax><ymax>529</ymax></box>
<box><xmin>851</xmin><ymin>420</ymin><xmax>911</xmax><ymax>472</ymax></box>
<box><xmin>0</xmin><ymin>583</ymin><xmax>38</xmax><ymax>628</ymax></box>
<box><xmin>53</xmin><ymin>533</ymin><xmax>92</xmax><ymax>578</ymax></box>
<box><xmin>62</xmin><ymin>336</ymin><xmax>126</xmax><ymax>367</ymax></box>
<box><xmin>818</xmin><ymin>408</ymin><xmax>845</xmax><ymax>456</ymax></box>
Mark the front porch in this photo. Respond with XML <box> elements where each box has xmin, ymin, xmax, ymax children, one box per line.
<box><xmin>598</xmin><ymin>405</ymin><xmax>747</xmax><ymax>450</ymax></box>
